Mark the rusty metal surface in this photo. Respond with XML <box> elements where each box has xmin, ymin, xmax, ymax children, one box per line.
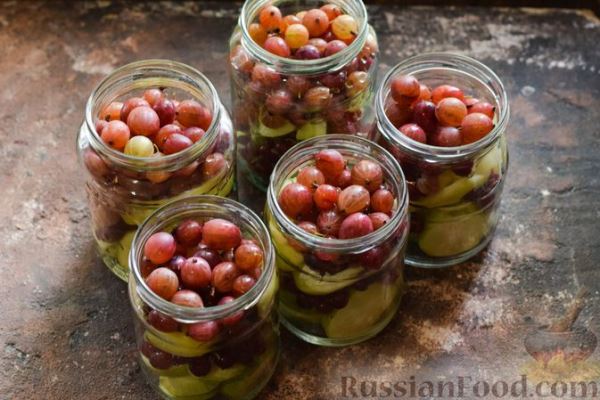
<box><xmin>0</xmin><ymin>1</ymin><xmax>599</xmax><ymax>399</ymax></box>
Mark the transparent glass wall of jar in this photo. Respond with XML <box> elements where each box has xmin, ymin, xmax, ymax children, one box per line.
<box><xmin>129</xmin><ymin>196</ymin><xmax>279</xmax><ymax>400</ymax></box>
<box><xmin>265</xmin><ymin>135</ymin><xmax>409</xmax><ymax>346</ymax></box>
<box><xmin>77</xmin><ymin>60</ymin><xmax>235</xmax><ymax>281</ymax></box>
<box><xmin>375</xmin><ymin>53</ymin><xmax>510</xmax><ymax>268</ymax></box>
<box><xmin>229</xmin><ymin>0</ymin><xmax>379</xmax><ymax>191</ymax></box>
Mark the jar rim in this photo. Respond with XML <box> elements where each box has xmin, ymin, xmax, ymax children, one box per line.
<box><xmin>129</xmin><ymin>195</ymin><xmax>275</xmax><ymax>322</ymax></box>
<box><xmin>267</xmin><ymin>134</ymin><xmax>408</xmax><ymax>252</ymax></box>
<box><xmin>376</xmin><ymin>52</ymin><xmax>510</xmax><ymax>162</ymax></box>
<box><xmin>239</xmin><ymin>0</ymin><xmax>369</xmax><ymax>75</ymax></box>
<box><xmin>84</xmin><ymin>59</ymin><xmax>223</xmax><ymax>172</ymax></box>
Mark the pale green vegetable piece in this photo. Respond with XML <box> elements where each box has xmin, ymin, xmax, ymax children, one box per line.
<box><xmin>437</xmin><ymin>169</ymin><xmax>461</xmax><ymax>188</ymax></box>
<box><xmin>293</xmin><ymin>265</ymin><xmax>363</xmax><ymax>296</ymax></box>
<box><xmin>275</xmin><ymin>254</ymin><xmax>296</xmax><ymax>272</ymax></box>
<box><xmin>268</xmin><ymin>219</ymin><xmax>304</xmax><ymax>267</ymax></box>
<box><xmin>220</xmin><ymin>348</ymin><xmax>277</xmax><ymax>399</ymax></box>
<box><xmin>414</xmin><ymin>176</ymin><xmax>482</xmax><ymax>208</ymax></box>
<box><xmin>415</xmin><ymin>146</ymin><xmax>503</xmax><ymax>208</ymax></box>
<box><xmin>159</xmin><ymin>374</ymin><xmax>219</xmax><ymax>399</ymax></box>
<box><xmin>145</xmin><ymin>330</ymin><xmax>212</xmax><ymax>358</ymax></box>
<box><xmin>322</xmin><ymin>282</ymin><xmax>399</xmax><ymax>339</ymax></box>
<box><xmin>97</xmin><ymin>239</ymin><xmax>120</xmax><ymax>258</ymax></box>
<box><xmin>121</xmin><ymin>173</ymin><xmax>229</xmax><ymax>226</ymax></box>
<box><xmin>347</xmin><ymin>89</ymin><xmax>371</xmax><ymax>113</ymax></box>
<box><xmin>257</xmin><ymin>274</ymin><xmax>278</xmax><ymax>318</ymax></box>
<box><xmin>473</xmin><ymin>145</ymin><xmax>502</xmax><ymax>183</ymax></box>
<box><xmin>141</xmin><ymin>355</ymin><xmax>188</xmax><ymax>377</ymax></box>
<box><xmin>203</xmin><ymin>364</ymin><xmax>247</xmax><ymax>383</ymax></box>
<box><xmin>296</xmin><ymin>119</ymin><xmax>327</xmax><ymax>140</ymax></box>
<box><xmin>279</xmin><ymin>298</ymin><xmax>324</xmax><ymax>325</ymax></box>
<box><xmin>257</xmin><ymin>118</ymin><xmax>295</xmax><ymax>137</ymax></box>
<box><xmin>116</xmin><ymin>230</ymin><xmax>135</xmax><ymax>269</ymax></box>
<box><xmin>418</xmin><ymin>211</ymin><xmax>489</xmax><ymax>257</ymax></box>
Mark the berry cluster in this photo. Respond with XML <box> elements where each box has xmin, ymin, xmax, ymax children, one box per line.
<box><xmin>251</xmin><ymin>4</ymin><xmax>359</xmax><ymax>58</ymax></box>
<box><xmin>278</xmin><ymin>149</ymin><xmax>395</xmax><ymax>240</ymax></box>
<box><xmin>82</xmin><ymin>78</ymin><xmax>235</xmax><ymax>283</ymax></box>
<box><xmin>83</xmin><ymin>89</ymin><xmax>232</xmax><ymax>204</ymax></box>
<box><xmin>143</xmin><ymin>218</ymin><xmax>264</xmax><ymax>321</ymax></box>
<box><xmin>95</xmin><ymin>89</ymin><xmax>213</xmax><ymax>157</ymax></box>
<box><xmin>386</xmin><ymin>75</ymin><xmax>496</xmax><ymax>146</ymax></box>
<box><xmin>230</xmin><ymin>2</ymin><xmax>379</xmax><ymax>185</ymax></box>
<box><xmin>136</xmin><ymin>214</ymin><xmax>278</xmax><ymax>392</ymax></box>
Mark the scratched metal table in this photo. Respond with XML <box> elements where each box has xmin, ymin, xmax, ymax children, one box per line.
<box><xmin>1</xmin><ymin>2</ymin><xmax>599</xmax><ymax>399</ymax></box>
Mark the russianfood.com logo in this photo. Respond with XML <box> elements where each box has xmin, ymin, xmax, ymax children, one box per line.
<box><xmin>341</xmin><ymin>288</ymin><xmax>599</xmax><ymax>399</ymax></box>
<box><xmin>341</xmin><ymin>375</ymin><xmax>598</xmax><ymax>398</ymax></box>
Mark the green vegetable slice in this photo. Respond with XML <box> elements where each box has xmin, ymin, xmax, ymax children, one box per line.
<box><xmin>322</xmin><ymin>283</ymin><xmax>399</xmax><ymax>339</ymax></box>
<box><xmin>418</xmin><ymin>210</ymin><xmax>489</xmax><ymax>257</ymax></box>
<box><xmin>293</xmin><ymin>265</ymin><xmax>363</xmax><ymax>296</ymax></box>
<box><xmin>159</xmin><ymin>374</ymin><xmax>219</xmax><ymax>399</ymax></box>
<box><xmin>145</xmin><ymin>330</ymin><xmax>212</xmax><ymax>358</ymax></box>
<box><xmin>268</xmin><ymin>219</ymin><xmax>304</xmax><ymax>268</ymax></box>
<box><xmin>296</xmin><ymin>119</ymin><xmax>327</xmax><ymax>140</ymax></box>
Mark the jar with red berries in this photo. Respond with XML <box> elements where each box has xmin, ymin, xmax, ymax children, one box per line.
<box><xmin>376</xmin><ymin>53</ymin><xmax>510</xmax><ymax>268</ymax></box>
<box><xmin>77</xmin><ymin>60</ymin><xmax>235</xmax><ymax>281</ymax></box>
<box><xmin>265</xmin><ymin>135</ymin><xmax>408</xmax><ymax>346</ymax></box>
<box><xmin>129</xmin><ymin>196</ymin><xmax>279</xmax><ymax>400</ymax></box>
<box><xmin>229</xmin><ymin>0</ymin><xmax>379</xmax><ymax>191</ymax></box>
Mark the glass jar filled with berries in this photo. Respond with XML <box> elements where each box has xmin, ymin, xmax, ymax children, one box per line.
<box><xmin>229</xmin><ymin>0</ymin><xmax>379</xmax><ymax>190</ymax></box>
<box><xmin>129</xmin><ymin>196</ymin><xmax>278</xmax><ymax>400</ymax></box>
<box><xmin>77</xmin><ymin>60</ymin><xmax>235</xmax><ymax>281</ymax></box>
<box><xmin>376</xmin><ymin>53</ymin><xmax>510</xmax><ymax>268</ymax></box>
<box><xmin>265</xmin><ymin>135</ymin><xmax>409</xmax><ymax>346</ymax></box>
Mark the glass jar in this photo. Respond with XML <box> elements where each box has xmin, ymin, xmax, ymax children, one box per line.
<box><xmin>77</xmin><ymin>60</ymin><xmax>235</xmax><ymax>281</ymax></box>
<box><xmin>265</xmin><ymin>135</ymin><xmax>408</xmax><ymax>346</ymax></box>
<box><xmin>375</xmin><ymin>53</ymin><xmax>510</xmax><ymax>268</ymax></box>
<box><xmin>129</xmin><ymin>196</ymin><xmax>279</xmax><ymax>400</ymax></box>
<box><xmin>229</xmin><ymin>0</ymin><xmax>379</xmax><ymax>191</ymax></box>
